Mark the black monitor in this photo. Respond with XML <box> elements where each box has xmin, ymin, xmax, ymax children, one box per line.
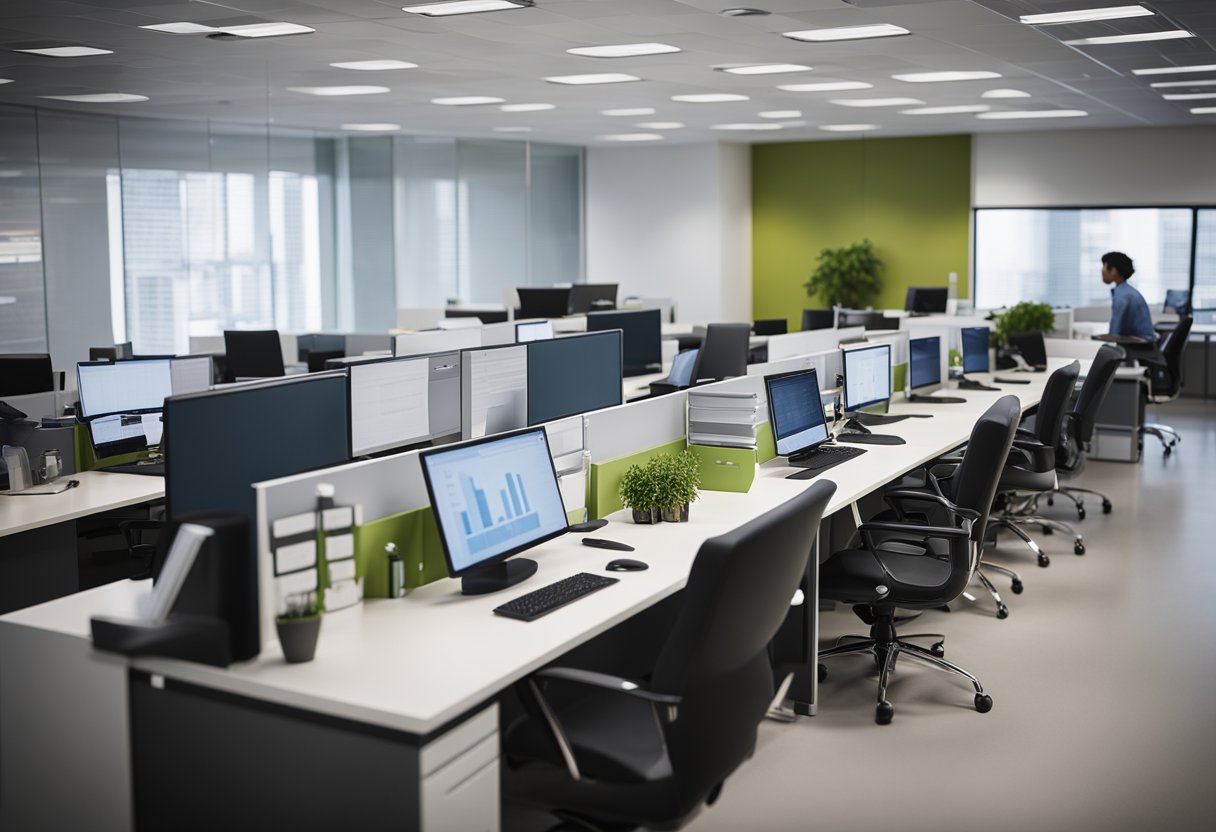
<box><xmin>802</xmin><ymin>309</ymin><xmax>835</xmax><ymax>331</ymax></box>
<box><xmin>586</xmin><ymin>309</ymin><xmax>661</xmax><ymax>376</ymax></box>
<box><xmin>838</xmin><ymin>310</ymin><xmax>898</xmax><ymax>331</ymax></box>
<box><xmin>961</xmin><ymin>327</ymin><xmax>990</xmax><ymax>374</ymax></box>
<box><xmin>569</xmin><ymin>283</ymin><xmax>618</xmax><ymax>314</ymax></box>
<box><xmin>842</xmin><ymin>343</ymin><xmax>892</xmax><ymax>412</ymax></box>
<box><xmin>691</xmin><ymin>324</ymin><xmax>750</xmax><ymax>384</ymax></box>
<box><xmin>527</xmin><ymin>331</ymin><xmax>623</xmax><ymax>424</ymax></box>
<box><xmin>419</xmin><ymin>427</ymin><xmax>569</xmax><ymax>595</ymax></box>
<box><xmin>517</xmin><ymin>287</ymin><xmax>572</xmax><ymax>319</ymax></box>
<box><xmin>765</xmin><ymin>368</ymin><xmax>830</xmax><ymax>463</ymax></box>
<box><xmin>223</xmin><ymin>330</ymin><xmax>285</xmax><ymax>383</ymax></box>
<box><xmin>77</xmin><ymin>358</ymin><xmax>173</xmax><ymax>419</ymax></box>
<box><xmin>296</xmin><ymin>334</ymin><xmax>345</xmax><ymax>363</ymax></box>
<box><xmin>1164</xmin><ymin>289</ymin><xmax>1191</xmax><ymax>315</ymax></box>
<box><xmin>753</xmin><ymin>319</ymin><xmax>788</xmax><ymax>336</ymax></box>
<box><xmin>905</xmin><ymin>287</ymin><xmax>949</xmax><ymax>314</ymax></box>
<box><xmin>0</xmin><ymin>353</ymin><xmax>54</xmax><ymax>397</ymax></box>
<box><xmin>908</xmin><ymin>336</ymin><xmax>942</xmax><ymax>393</ymax></box>
<box><xmin>1006</xmin><ymin>332</ymin><xmax>1047</xmax><ymax>370</ymax></box>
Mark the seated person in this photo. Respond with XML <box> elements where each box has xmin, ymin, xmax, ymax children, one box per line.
<box><xmin>1097</xmin><ymin>251</ymin><xmax>1155</xmax><ymax>344</ymax></box>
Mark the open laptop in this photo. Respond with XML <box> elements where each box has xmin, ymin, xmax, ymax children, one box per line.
<box><xmin>764</xmin><ymin>367</ymin><xmax>866</xmax><ymax>480</ymax></box>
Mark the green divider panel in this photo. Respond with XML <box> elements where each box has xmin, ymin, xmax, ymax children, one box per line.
<box><xmin>315</xmin><ymin>529</ymin><xmax>330</xmax><ymax>612</ymax></box>
<box><xmin>688</xmin><ymin>444</ymin><xmax>756</xmax><ymax>493</ymax></box>
<box><xmin>353</xmin><ymin>506</ymin><xmax>449</xmax><ymax>597</ymax></box>
<box><xmin>755</xmin><ymin>421</ymin><xmax>776</xmax><ymax>464</ymax></box>
<box><xmin>588</xmin><ymin>438</ymin><xmax>687</xmax><ymax>519</ymax></box>
<box><xmin>892</xmin><ymin>363</ymin><xmax>908</xmax><ymax>396</ymax></box>
<box><xmin>566</xmin><ymin>509</ymin><xmax>584</xmax><ymax>525</ymax></box>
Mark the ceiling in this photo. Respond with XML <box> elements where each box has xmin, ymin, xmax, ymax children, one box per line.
<box><xmin>0</xmin><ymin>0</ymin><xmax>1214</xmax><ymax>145</ymax></box>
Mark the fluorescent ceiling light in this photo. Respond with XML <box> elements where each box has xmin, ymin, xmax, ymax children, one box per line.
<box><xmin>1020</xmin><ymin>5</ymin><xmax>1152</xmax><ymax>25</ymax></box>
<box><xmin>493</xmin><ymin>126</ymin><xmax>532</xmax><ymax>132</ymax></box>
<box><xmin>901</xmin><ymin>104</ymin><xmax>991</xmax><ymax>115</ymax></box>
<box><xmin>1163</xmin><ymin>92</ymin><xmax>1216</xmax><ymax>101</ymax></box>
<box><xmin>1132</xmin><ymin>64</ymin><xmax>1216</xmax><ymax>76</ymax></box>
<box><xmin>602</xmin><ymin>107</ymin><xmax>655</xmax><ymax>116</ymax></box>
<box><xmin>712</xmin><ymin>123</ymin><xmax>782</xmax><ymax>130</ymax></box>
<box><xmin>545</xmin><ymin>73</ymin><xmax>639</xmax><ymax>85</ymax></box>
<box><xmin>759</xmin><ymin>110</ymin><xmax>801</xmax><ymax>118</ymax></box>
<box><xmin>330</xmin><ymin>60</ymin><xmax>418</xmax><ymax>71</ymax></box>
<box><xmin>1191</xmin><ymin>107</ymin><xmax>1216</xmax><ymax>114</ymax></box>
<box><xmin>500</xmin><ymin>103</ymin><xmax>555</xmax><ymax>111</ymax></box>
<box><xmin>39</xmin><ymin>93</ymin><xmax>147</xmax><ymax>102</ymax></box>
<box><xmin>1151</xmin><ymin>79</ymin><xmax>1216</xmax><ymax>88</ymax></box>
<box><xmin>289</xmin><ymin>86</ymin><xmax>390</xmax><ymax>96</ymax></box>
<box><xmin>402</xmin><ymin>1</ymin><xmax>531</xmax><ymax>16</ymax></box>
<box><xmin>0</xmin><ymin>79</ymin><xmax>11</xmax><ymax>85</ymax></box>
<box><xmin>831</xmin><ymin>97</ymin><xmax>924</xmax><ymax>108</ymax></box>
<box><xmin>892</xmin><ymin>71</ymin><xmax>1002</xmax><ymax>83</ymax></box>
<box><xmin>819</xmin><ymin>124</ymin><xmax>878</xmax><ymax>132</ymax></box>
<box><xmin>220</xmin><ymin>23</ymin><xmax>314</xmax><ymax>38</ymax></box>
<box><xmin>784</xmin><ymin>24</ymin><xmax>909</xmax><ymax>42</ymax></box>
<box><xmin>635</xmin><ymin>122</ymin><xmax>684</xmax><ymax>129</ymax></box>
<box><xmin>977</xmin><ymin>109</ymin><xmax>1088</xmax><ymax>119</ymax></box>
<box><xmin>778</xmin><ymin>81</ymin><xmax>872</xmax><ymax>92</ymax></box>
<box><xmin>13</xmin><ymin>46</ymin><xmax>112</xmax><ymax>57</ymax></box>
<box><xmin>567</xmin><ymin>43</ymin><xmax>679</xmax><ymax>58</ymax></box>
<box><xmin>671</xmin><ymin>93</ymin><xmax>749</xmax><ymax>103</ymax></box>
<box><xmin>431</xmin><ymin>95</ymin><xmax>504</xmax><ymax>105</ymax></box>
<box><xmin>1065</xmin><ymin>30</ymin><xmax>1193</xmax><ymax>46</ymax></box>
<box><xmin>599</xmin><ymin>133</ymin><xmax>664</xmax><ymax>142</ymax></box>
<box><xmin>718</xmin><ymin>64</ymin><xmax>811</xmax><ymax>75</ymax></box>
<box><xmin>982</xmin><ymin>88</ymin><xmax>1031</xmax><ymax>99</ymax></box>
<box><xmin>341</xmin><ymin>123</ymin><xmax>401</xmax><ymax>131</ymax></box>
<box><xmin>140</xmin><ymin>22</ymin><xmax>218</xmax><ymax>34</ymax></box>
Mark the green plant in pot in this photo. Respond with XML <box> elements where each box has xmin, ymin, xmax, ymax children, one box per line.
<box><xmin>275</xmin><ymin>590</ymin><xmax>321</xmax><ymax>664</ymax></box>
<box><xmin>804</xmin><ymin>239</ymin><xmax>884</xmax><ymax>310</ymax></box>
<box><xmin>619</xmin><ymin>451</ymin><xmax>702</xmax><ymax>524</ymax></box>
<box><xmin>992</xmin><ymin>301</ymin><xmax>1055</xmax><ymax>369</ymax></box>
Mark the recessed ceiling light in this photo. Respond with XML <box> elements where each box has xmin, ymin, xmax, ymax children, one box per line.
<box><xmin>290</xmin><ymin>86</ymin><xmax>391</xmax><ymax>96</ymax></box>
<box><xmin>635</xmin><ymin>121</ymin><xmax>684</xmax><ymax>129</ymax></box>
<box><xmin>717</xmin><ymin>64</ymin><xmax>812</xmax><ymax>75</ymax></box>
<box><xmin>1020</xmin><ymin>5</ymin><xmax>1152</xmax><ymax>25</ymax></box>
<box><xmin>567</xmin><ymin>43</ymin><xmax>680</xmax><ymax>58</ymax></box>
<box><xmin>330</xmin><ymin>60</ymin><xmax>418</xmax><ymax>71</ymax></box>
<box><xmin>1150</xmin><ymin>79</ymin><xmax>1216</xmax><ymax>88</ymax></box>
<box><xmin>712</xmin><ymin>123</ymin><xmax>783</xmax><ymax>130</ymax></box>
<box><xmin>777</xmin><ymin>81</ymin><xmax>873</xmax><ymax>92</ymax></box>
<box><xmin>39</xmin><ymin>93</ymin><xmax>147</xmax><ymax>103</ymax></box>
<box><xmin>720</xmin><ymin>8</ymin><xmax>770</xmax><ymax>16</ymax></box>
<box><xmin>13</xmin><ymin>46</ymin><xmax>113</xmax><ymax>57</ymax></box>
<box><xmin>759</xmin><ymin>110</ymin><xmax>801</xmax><ymax>118</ymax></box>
<box><xmin>819</xmin><ymin>124</ymin><xmax>879</xmax><ymax>132</ymax></box>
<box><xmin>1132</xmin><ymin>63</ymin><xmax>1216</xmax><ymax>76</ymax></box>
<box><xmin>671</xmin><ymin>93</ymin><xmax>749</xmax><ymax>103</ymax></box>
<box><xmin>218</xmin><ymin>23</ymin><xmax>315</xmax><ymax>38</ymax></box>
<box><xmin>1191</xmin><ymin>107</ymin><xmax>1216</xmax><ymax>114</ymax></box>
<box><xmin>779</xmin><ymin>120</ymin><xmax>808</xmax><ymax>127</ymax></box>
<box><xmin>900</xmin><ymin>104</ymin><xmax>991</xmax><ymax>115</ymax></box>
<box><xmin>599</xmin><ymin>133</ymin><xmax>664</xmax><ymax>142</ymax></box>
<box><xmin>500</xmin><ymin>103</ymin><xmax>555</xmax><ymax>112</ymax></box>
<box><xmin>545</xmin><ymin>73</ymin><xmax>640</xmax><ymax>85</ymax></box>
<box><xmin>402</xmin><ymin>1</ymin><xmax>532</xmax><ymax>16</ymax></box>
<box><xmin>493</xmin><ymin>126</ymin><xmax>533</xmax><ymax>132</ymax></box>
<box><xmin>341</xmin><ymin>123</ymin><xmax>401</xmax><ymax>131</ymax></box>
<box><xmin>140</xmin><ymin>22</ymin><xmax>219</xmax><ymax>34</ymax></box>
<box><xmin>976</xmin><ymin>109</ymin><xmax>1088</xmax><ymax>119</ymax></box>
<box><xmin>431</xmin><ymin>95</ymin><xmax>505</xmax><ymax>105</ymax></box>
<box><xmin>831</xmin><ymin>97</ymin><xmax>925</xmax><ymax>108</ymax></box>
<box><xmin>982</xmin><ymin>88</ymin><xmax>1031</xmax><ymax>99</ymax></box>
<box><xmin>1064</xmin><ymin>30</ymin><xmax>1193</xmax><ymax>46</ymax></box>
<box><xmin>602</xmin><ymin>108</ymin><xmax>655</xmax><ymax>116</ymax></box>
<box><xmin>783</xmin><ymin>24</ymin><xmax>909</xmax><ymax>42</ymax></box>
<box><xmin>892</xmin><ymin>71</ymin><xmax>1002</xmax><ymax>83</ymax></box>
<box><xmin>1162</xmin><ymin>92</ymin><xmax>1216</xmax><ymax>101</ymax></box>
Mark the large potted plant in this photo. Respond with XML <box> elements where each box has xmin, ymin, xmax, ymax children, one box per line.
<box><xmin>992</xmin><ymin>302</ymin><xmax>1055</xmax><ymax>368</ymax></box>
<box><xmin>619</xmin><ymin>451</ymin><xmax>702</xmax><ymax>524</ymax></box>
<box><xmin>804</xmin><ymin>240</ymin><xmax>883</xmax><ymax>310</ymax></box>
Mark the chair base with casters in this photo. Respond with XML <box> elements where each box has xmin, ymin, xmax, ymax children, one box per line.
<box><xmin>1029</xmin><ymin>485</ymin><xmax>1113</xmax><ymax>520</ymax></box>
<box><xmin>1142</xmin><ymin>422</ymin><xmax>1181</xmax><ymax>456</ymax></box>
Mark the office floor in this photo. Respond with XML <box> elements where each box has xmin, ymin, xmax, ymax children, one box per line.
<box><xmin>506</xmin><ymin>400</ymin><xmax>1216</xmax><ymax>832</ymax></box>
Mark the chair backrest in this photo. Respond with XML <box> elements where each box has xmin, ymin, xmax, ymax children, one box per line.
<box><xmin>752</xmin><ymin>319</ymin><xmax>788</xmax><ymax>336</ymax></box>
<box><xmin>650</xmin><ymin>480</ymin><xmax>835</xmax><ymax>812</ymax></box>
<box><xmin>0</xmin><ymin>353</ymin><xmax>54</xmax><ymax>397</ymax></box>
<box><xmin>1158</xmin><ymin>314</ymin><xmax>1192</xmax><ymax>390</ymax></box>
<box><xmin>1033</xmin><ymin>361</ymin><xmax>1080</xmax><ymax>448</ymax></box>
<box><xmin>691</xmin><ymin>323</ymin><xmax>750</xmax><ymax>384</ymax></box>
<box><xmin>802</xmin><ymin>309</ymin><xmax>834</xmax><ymax>331</ymax></box>
<box><xmin>223</xmin><ymin>330</ymin><xmax>285</xmax><ymax>383</ymax></box>
<box><xmin>1068</xmin><ymin>344</ymin><xmax>1124</xmax><ymax>444</ymax></box>
<box><xmin>948</xmin><ymin>395</ymin><xmax>1020</xmax><ymax>545</ymax></box>
<box><xmin>666</xmin><ymin>348</ymin><xmax>699</xmax><ymax>388</ymax></box>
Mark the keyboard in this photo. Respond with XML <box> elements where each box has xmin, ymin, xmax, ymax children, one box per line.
<box><xmin>494</xmin><ymin>572</ymin><xmax>619</xmax><ymax>622</ymax></box>
<box><xmin>99</xmin><ymin>460</ymin><xmax>164</xmax><ymax>476</ymax></box>
<box><xmin>786</xmin><ymin>444</ymin><xmax>867</xmax><ymax>478</ymax></box>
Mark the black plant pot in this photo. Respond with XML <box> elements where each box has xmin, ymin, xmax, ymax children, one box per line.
<box><xmin>276</xmin><ymin>614</ymin><xmax>322</xmax><ymax>663</ymax></box>
<box><xmin>661</xmin><ymin>503</ymin><xmax>690</xmax><ymax>523</ymax></box>
<box><xmin>631</xmin><ymin>508</ymin><xmax>660</xmax><ymax>524</ymax></box>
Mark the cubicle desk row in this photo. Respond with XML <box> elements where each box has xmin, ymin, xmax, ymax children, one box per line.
<box><xmin>0</xmin><ymin>361</ymin><xmax>1068</xmax><ymax>832</ymax></box>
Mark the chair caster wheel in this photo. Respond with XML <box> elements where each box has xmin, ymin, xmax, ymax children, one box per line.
<box><xmin>1047</xmin><ymin>497</ymin><xmax>1054</xmax><ymax>507</ymax></box>
<box><xmin>930</xmin><ymin>642</ymin><xmax>945</xmax><ymax>658</ymax></box>
<box><xmin>1011</xmin><ymin>579</ymin><xmax>1024</xmax><ymax>594</ymax></box>
<box><xmin>1074</xmin><ymin>541</ymin><xmax>1086</xmax><ymax>555</ymax></box>
<box><xmin>876</xmin><ymin>701</ymin><xmax>894</xmax><ymax>725</ymax></box>
<box><xmin>1102</xmin><ymin>499</ymin><xmax>1112</xmax><ymax>514</ymax></box>
<box><xmin>1041</xmin><ymin>525</ymin><xmax>1053</xmax><ymax>535</ymax></box>
<box><xmin>1164</xmin><ymin>447</ymin><xmax>1172</xmax><ymax>458</ymax></box>
<box><xmin>1037</xmin><ymin>554</ymin><xmax>1050</xmax><ymax>568</ymax></box>
<box><xmin>938</xmin><ymin>604</ymin><xmax>951</xmax><ymax>613</ymax></box>
<box><xmin>996</xmin><ymin>604</ymin><xmax>1010</xmax><ymax>620</ymax></box>
<box><xmin>817</xmin><ymin>664</ymin><xmax>827</xmax><ymax>683</ymax></box>
<box><xmin>1077</xmin><ymin>506</ymin><xmax>1087</xmax><ymax>520</ymax></box>
<box><xmin>975</xmin><ymin>693</ymin><xmax>993</xmax><ymax>714</ymax></box>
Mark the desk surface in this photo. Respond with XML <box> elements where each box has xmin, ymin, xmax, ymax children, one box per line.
<box><xmin>0</xmin><ymin>363</ymin><xmax>1068</xmax><ymax>737</ymax></box>
<box><xmin>0</xmin><ymin>471</ymin><xmax>165</xmax><ymax>538</ymax></box>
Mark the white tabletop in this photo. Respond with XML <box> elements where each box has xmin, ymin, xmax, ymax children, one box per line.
<box><xmin>0</xmin><ymin>470</ymin><xmax>165</xmax><ymax>538</ymax></box>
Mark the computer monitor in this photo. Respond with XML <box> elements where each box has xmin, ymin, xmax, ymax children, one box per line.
<box><xmin>842</xmin><ymin>343</ymin><xmax>892</xmax><ymax>412</ymax></box>
<box><xmin>462</xmin><ymin>344</ymin><xmax>528</xmax><ymax>440</ymax></box>
<box><xmin>586</xmin><ymin>309</ymin><xmax>661</xmax><ymax>376</ymax></box>
<box><xmin>961</xmin><ymin>326</ymin><xmax>991</xmax><ymax>374</ymax></box>
<box><xmin>223</xmin><ymin>330</ymin><xmax>285</xmax><ymax>383</ymax></box>
<box><xmin>349</xmin><ymin>357</ymin><xmax>431</xmax><ymax>456</ymax></box>
<box><xmin>87</xmin><ymin>413</ymin><xmax>164</xmax><ymax>459</ymax></box>
<box><xmin>515</xmin><ymin>320</ymin><xmax>554</xmax><ymax>343</ymax></box>
<box><xmin>296</xmin><ymin>333</ymin><xmax>345</xmax><ymax>363</ymax></box>
<box><xmin>569</xmin><ymin>283</ymin><xmax>618</xmax><ymax>314</ymax></box>
<box><xmin>905</xmin><ymin>287</ymin><xmax>949</xmax><ymax>314</ymax></box>
<box><xmin>908</xmin><ymin>336</ymin><xmax>943</xmax><ymax>393</ymax></box>
<box><xmin>77</xmin><ymin>358</ymin><xmax>173</xmax><ymax>419</ymax></box>
<box><xmin>0</xmin><ymin>354</ymin><xmax>54</xmax><ymax>397</ymax></box>
<box><xmin>1164</xmin><ymin>289</ymin><xmax>1191</xmax><ymax>315</ymax></box>
<box><xmin>171</xmin><ymin>355</ymin><xmax>214</xmax><ymax>395</ymax></box>
<box><xmin>691</xmin><ymin>323</ymin><xmax>750</xmax><ymax>384</ymax></box>
<box><xmin>765</xmin><ymin>368</ymin><xmax>830</xmax><ymax>461</ymax></box>
<box><xmin>753</xmin><ymin>319</ymin><xmax>788</xmax><ymax>336</ymax></box>
<box><xmin>517</xmin><ymin>287</ymin><xmax>572</xmax><ymax>319</ymax></box>
<box><xmin>419</xmin><ymin>427</ymin><xmax>568</xmax><ymax>595</ymax></box>
<box><xmin>527</xmin><ymin>331</ymin><xmax>623</xmax><ymax>424</ymax></box>
<box><xmin>1006</xmin><ymin>332</ymin><xmax>1047</xmax><ymax>370</ymax></box>
<box><xmin>802</xmin><ymin>310</ymin><xmax>835</xmax><ymax>331</ymax></box>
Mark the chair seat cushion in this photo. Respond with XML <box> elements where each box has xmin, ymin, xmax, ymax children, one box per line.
<box><xmin>820</xmin><ymin>541</ymin><xmax>953</xmax><ymax>607</ymax></box>
<box><xmin>998</xmin><ymin>466</ymin><xmax>1056</xmax><ymax>491</ymax></box>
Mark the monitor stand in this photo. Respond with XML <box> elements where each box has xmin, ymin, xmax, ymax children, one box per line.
<box><xmin>461</xmin><ymin>558</ymin><xmax>538</xmax><ymax>596</ymax></box>
<box><xmin>907</xmin><ymin>392</ymin><xmax>967</xmax><ymax>404</ymax></box>
<box><xmin>847</xmin><ymin>410</ymin><xmax>918</xmax><ymax>426</ymax></box>
<box><xmin>834</xmin><ymin>418</ymin><xmax>906</xmax><ymax>446</ymax></box>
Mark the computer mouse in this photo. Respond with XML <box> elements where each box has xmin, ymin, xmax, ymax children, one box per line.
<box><xmin>605</xmin><ymin>558</ymin><xmax>649</xmax><ymax>572</ymax></box>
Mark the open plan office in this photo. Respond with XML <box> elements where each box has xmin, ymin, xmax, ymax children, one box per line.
<box><xmin>2</xmin><ymin>2</ymin><xmax>1215</xmax><ymax>831</ymax></box>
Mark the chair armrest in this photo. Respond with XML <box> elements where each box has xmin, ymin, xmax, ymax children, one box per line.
<box><xmin>852</xmin><ymin>521</ymin><xmax>971</xmax><ymax>592</ymax></box>
<box><xmin>883</xmin><ymin>489</ymin><xmax>981</xmax><ymax>523</ymax></box>
<box><xmin>534</xmin><ymin>667</ymin><xmax>682</xmax><ymax>706</ymax></box>
<box><xmin>1008</xmin><ymin>439</ymin><xmax>1052</xmax><ymax>471</ymax></box>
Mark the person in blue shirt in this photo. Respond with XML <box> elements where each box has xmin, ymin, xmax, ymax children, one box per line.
<box><xmin>1101</xmin><ymin>251</ymin><xmax>1156</xmax><ymax>343</ymax></box>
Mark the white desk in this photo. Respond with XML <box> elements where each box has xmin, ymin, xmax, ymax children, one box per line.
<box><xmin>0</xmin><ymin>471</ymin><xmax>164</xmax><ymax>539</ymax></box>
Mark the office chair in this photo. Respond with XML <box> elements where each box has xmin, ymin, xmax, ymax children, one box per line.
<box><xmin>752</xmin><ymin>319</ymin><xmax>788</xmax><ymax>336</ymax></box>
<box><xmin>306</xmin><ymin>350</ymin><xmax>345</xmax><ymax>373</ymax></box>
<box><xmin>222</xmin><ymin>330</ymin><xmax>285</xmax><ymax>383</ymax></box>
<box><xmin>0</xmin><ymin>354</ymin><xmax>54</xmax><ymax>397</ymax></box>
<box><xmin>817</xmin><ymin>396</ymin><xmax>1019</xmax><ymax>723</ymax></box>
<box><xmin>503</xmin><ymin>481</ymin><xmax>836</xmax><ymax>830</ymax></box>
<box><xmin>690</xmin><ymin>324</ymin><xmax>750</xmax><ymax>385</ymax></box>
<box><xmin>802</xmin><ymin>309</ymin><xmax>835</xmax><ymax>331</ymax></box>
<box><xmin>1139</xmin><ymin>314</ymin><xmax>1192</xmax><ymax>457</ymax></box>
<box><xmin>647</xmin><ymin>349</ymin><xmax>699</xmax><ymax>397</ymax></box>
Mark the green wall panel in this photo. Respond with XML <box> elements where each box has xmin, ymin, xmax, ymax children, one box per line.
<box><xmin>752</xmin><ymin>135</ymin><xmax>972</xmax><ymax>333</ymax></box>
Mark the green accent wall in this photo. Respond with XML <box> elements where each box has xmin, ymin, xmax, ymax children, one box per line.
<box><xmin>753</xmin><ymin>135</ymin><xmax>972</xmax><ymax>333</ymax></box>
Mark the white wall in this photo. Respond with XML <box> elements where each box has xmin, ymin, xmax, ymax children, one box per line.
<box><xmin>586</xmin><ymin>142</ymin><xmax>752</xmax><ymax>324</ymax></box>
<box><xmin>974</xmin><ymin>126</ymin><xmax>1216</xmax><ymax>207</ymax></box>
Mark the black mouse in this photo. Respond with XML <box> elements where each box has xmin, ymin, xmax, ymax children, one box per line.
<box><xmin>606</xmin><ymin>558</ymin><xmax>649</xmax><ymax>572</ymax></box>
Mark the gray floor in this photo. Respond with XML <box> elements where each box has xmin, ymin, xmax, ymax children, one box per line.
<box><xmin>507</xmin><ymin>400</ymin><xmax>1216</xmax><ymax>832</ymax></box>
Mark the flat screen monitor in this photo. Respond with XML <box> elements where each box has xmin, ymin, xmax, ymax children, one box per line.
<box><xmin>905</xmin><ymin>287</ymin><xmax>949</xmax><ymax>314</ymax></box>
<box><xmin>527</xmin><ymin>331</ymin><xmax>623</xmax><ymax>425</ymax></box>
<box><xmin>765</xmin><ymin>368</ymin><xmax>829</xmax><ymax>459</ymax></box>
<box><xmin>77</xmin><ymin>358</ymin><xmax>173</xmax><ymax>419</ymax></box>
<box><xmin>1006</xmin><ymin>331</ymin><xmax>1047</xmax><ymax>370</ymax></box>
<box><xmin>842</xmin><ymin>343</ymin><xmax>892</xmax><ymax>412</ymax></box>
<box><xmin>1164</xmin><ymin>289</ymin><xmax>1190</xmax><ymax>315</ymax></box>
<box><xmin>171</xmin><ymin>356</ymin><xmax>213</xmax><ymax>395</ymax></box>
<box><xmin>586</xmin><ymin>309</ymin><xmax>661</xmax><ymax>376</ymax></box>
<box><xmin>0</xmin><ymin>353</ymin><xmax>54</xmax><ymax>397</ymax></box>
<box><xmin>88</xmin><ymin>413</ymin><xmax>164</xmax><ymax>458</ymax></box>
<box><xmin>908</xmin><ymin>336</ymin><xmax>942</xmax><ymax>392</ymax></box>
<box><xmin>419</xmin><ymin>427</ymin><xmax>568</xmax><ymax>594</ymax></box>
<box><xmin>349</xmin><ymin>357</ymin><xmax>432</xmax><ymax>456</ymax></box>
<box><xmin>962</xmin><ymin>326</ymin><xmax>990</xmax><ymax>374</ymax></box>
<box><xmin>462</xmin><ymin>345</ymin><xmax>528</xmax><ymax>440</ymax></box>
<box><xmin>224</xmin><ymin>330</ymin><xmax>285</xmax><ymax>382</ymax></box>
<box><xmin>569</xmin><ymin>283</ymin><xmax>618</xmax><ymax>314</ymax></box>
<box><xmin>517</xmin><ymin>287</ymin><xmax>572</xmax><ymax>319</ymax></box>
<box><xmin>515</xmin><ymin>321</ymin><xmax>554</xmax><ymax>343</ymax></box>
<box><xmin>802</xmin><ymin>310</ymin><xmax>835</xmax><ymax>331</ymax></box>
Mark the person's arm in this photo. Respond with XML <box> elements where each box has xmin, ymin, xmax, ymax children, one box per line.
<box><xmin>1108</xmin><ymin>286</ymin><xmax>1129</xmax><ymax>336</ymax></box>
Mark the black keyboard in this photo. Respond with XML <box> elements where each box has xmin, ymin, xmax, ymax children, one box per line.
<box><xmin>100</xmin><ymin>460</ymin><xmax>164</xmax><ymax>476</ymax></box>
<box><xmin>786</xmin><ymin>444</ymin><xmax>867</xmax><ymax>478</ymax></box>
<box><xmin>494</xmin><ymin>572</ymin><xmax>619</xmax><ymax>622</ymax></box>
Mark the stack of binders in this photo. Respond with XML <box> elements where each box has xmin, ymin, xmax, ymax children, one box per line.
<box><xmin>687</xmin><ymin>390</ymin><xmax>761</xmax><ymax>450</ymax></box>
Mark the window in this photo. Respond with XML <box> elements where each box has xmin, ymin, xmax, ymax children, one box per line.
<box><xmin>0</xmin><ymin>107</ymin><xmax>47</xmax><ymax>353</ymax></box>
<box><xmin>1194</xmin><ymin>209</ymin><xmax>1216</xmax><ymax>310</ymax></box>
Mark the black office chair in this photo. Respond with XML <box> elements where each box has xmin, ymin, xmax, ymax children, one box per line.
<box><xmin>0</xmin><ymin>353</ymin><xmax>54</xmax><ymax>397</ymax></box>
<box><xmin>223</xmin><ymin>330</ymin><xmax>285</xmax><ymax>383</ymax></box>
<box><xmin>752</xmin><ymin>319</ymin><xmax>787</xmax><ymax>336</ymax></box>
<box><xmin>503</xmin><ymin>481</ymin><xmax>836</xmax><ymax>831</ymax></box>
<box><xmin>1140</xmin><ymin>314</ymin><xmax>1192</xmax><ymax>456</ymax></box>
<box><xmin>690</xmin><ymin>323</ymin><xmax>750</xmax><ymax>385</ymax></box>
<box><xmin>801</xmin><ymin>309</ymin><xmax>835</xmax><ymax>331</ymax></box>
<box><xmin>817</xmin><ymin>396</ymin><xmax>1019</xmax><ymax>724</ymax></box>
<box><xmin>306</xmin><ymin>350</ymin><xmax>345</xmax><ymax>373</ymax></box>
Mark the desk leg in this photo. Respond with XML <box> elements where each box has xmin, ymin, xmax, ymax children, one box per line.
<box><xmin>0</xmin><ymin>521</ymin><xmax>78</xmax><ymax>614</ymax></box>
<box><xmin>773</xmin><ymin>528</ymin><xmax>821</xmax><ymax>717</ymax></box>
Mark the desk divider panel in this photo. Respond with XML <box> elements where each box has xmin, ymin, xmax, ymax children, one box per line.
<box><xmin>766</xmin><ymin>326</ymin><xmax>865</xmax><ymax>363</ymax></box>
<box><xmin>584</xmin><ymin>393</ymin><xmax>688</xmax><ymax>518</ymax></box>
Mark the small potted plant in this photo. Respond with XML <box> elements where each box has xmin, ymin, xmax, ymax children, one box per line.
<box><xmin>992</xmin><ymin>301</ymin><xmax>1055</xmax><ymax>368</ymax></box>
<box><xmin>619</xmin><ymin>460</ymin><xmax>661</xmax><ymax>524</ymax></box>
<box><xmin>619</xmin><ymin>452</ymin><xmax>702</xmax><ymax>524</ymax></box>
<box><xmin>275</xmin><ymin>591</ymin><xmax>322</xmax><ymax>664</ymax></box>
